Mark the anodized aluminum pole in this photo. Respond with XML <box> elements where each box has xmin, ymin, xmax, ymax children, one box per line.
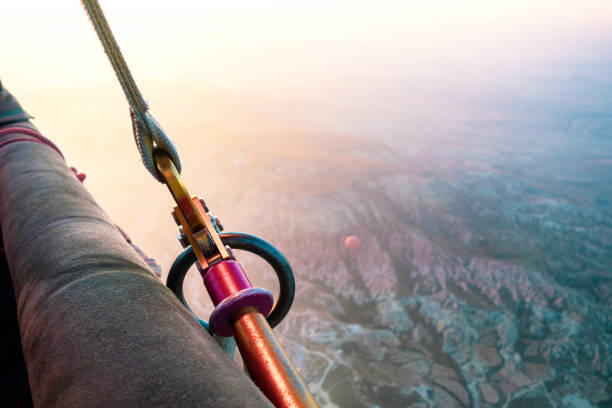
<box><xmin>201</xmin><ymin>260</ymin><xmax>318</xmax><ymax>408</ymax></box>
<box><xmin>233</xmin><ymin>307</ymin><xmax>319</xmax><ymax>408</ymax></box>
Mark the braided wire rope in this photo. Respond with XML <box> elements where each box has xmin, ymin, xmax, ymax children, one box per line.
<box><xmin>80</xmin><ymin>0</ymin><xmax>182</xmax><ymax>181</ymax></box>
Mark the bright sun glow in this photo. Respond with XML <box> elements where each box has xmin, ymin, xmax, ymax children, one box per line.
<box><xmin>1</xmin><ymin>0</ymin><xmax>611</xmax><ymax>245</ymax></box>
<box><xmin>3</xmin><ymin>0</ymin><xmax>612</xmax><ymax>93</ymax></box>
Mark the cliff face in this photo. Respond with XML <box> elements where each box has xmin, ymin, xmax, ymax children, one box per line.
<box><xmin>179</xmin><ymin>77</ymin><xmax>612</xmax><ymax>407</ymax></box>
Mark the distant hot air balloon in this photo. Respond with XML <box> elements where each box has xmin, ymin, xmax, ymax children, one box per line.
<box><xmin>344</xmin><ymin>235</ymin><xmax>361</xmax><ymax>252</ymax></box>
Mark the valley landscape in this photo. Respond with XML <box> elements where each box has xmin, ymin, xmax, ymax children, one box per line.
<box><xmin>7</xmin><ymin>3</ymin><xmax>611</xmax><ymax>405</ymax></box>
<box><xmin>168</xmin><ymin>76</ymin><xmax>612</xmax><ymax>407</ymax></box>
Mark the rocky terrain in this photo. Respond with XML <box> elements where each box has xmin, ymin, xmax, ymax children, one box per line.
<box><xmin>193</xmin><ymin>77</ymin><xmax>611</xmax><ymax>407</ymax></box>
<box><xmin>7</xmin><ymin>6</ymin><xmax>610</xmax><ymax>405</ymax></box>
<box><xmin>123</xmin><ymin>76</ymin><xmax>611</xmax><ymax>407</ymax></box>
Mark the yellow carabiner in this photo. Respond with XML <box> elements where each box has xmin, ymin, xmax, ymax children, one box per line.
<box><xmin>154</xmin><ymin>149</ymin><xmax>230</xmax><ymax>269</ymax></box>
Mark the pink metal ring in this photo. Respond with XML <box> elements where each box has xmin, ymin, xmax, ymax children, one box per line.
<box><xmin>208</xmin><ymin>288</ymin><xmax>274</xmax><ymax>337</ymax></box>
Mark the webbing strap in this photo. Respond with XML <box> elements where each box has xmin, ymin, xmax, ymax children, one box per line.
<box><xmin>80</xmin><ymin>0</ymin><xmax>182</xmax><ymax>182</ymax></box>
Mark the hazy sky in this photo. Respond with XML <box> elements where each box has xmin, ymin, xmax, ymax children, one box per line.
<box><xmin>3</xmin><ymin>0</ymin><xmax>611</xmax><ymax>173</ymax></box>
<box><xmin>2</xmin><ymin>1</ymin><xmax>611</xmax><ymax>268</ymax></box>
<box><xmin>3</xmin><ymin>0</ymin><xmax>612</xmax><ymax>96</ymax></box>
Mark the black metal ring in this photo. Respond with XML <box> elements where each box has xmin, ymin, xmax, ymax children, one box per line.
<box><xmin>166</xmin><ymin>232</ymin><xmax>295</xmax><ymax>331</ymax></box>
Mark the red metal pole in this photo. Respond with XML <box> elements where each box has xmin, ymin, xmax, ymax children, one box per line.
<box><xmin>233</xmin><ymin>307</ymin><xmax>319</xmax><ymax>408</ymax></box>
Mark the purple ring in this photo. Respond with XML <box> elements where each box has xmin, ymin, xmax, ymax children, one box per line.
<box><xmin>209</xmin><ymin>288</ymin><xmax>274</xmax><ymax>337</ymax></box>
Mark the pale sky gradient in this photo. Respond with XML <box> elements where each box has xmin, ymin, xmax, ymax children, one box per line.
<box><xmin>1</xmin><ymin>0</ymin><xmax>611</xmax><ymax>276</ymax></box>
<box><xmin>3</xmin><ymin>0</ymin><xmax>612</xmax><ymax>93</ymax></box>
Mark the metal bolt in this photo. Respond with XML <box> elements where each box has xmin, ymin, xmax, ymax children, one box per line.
<box><xmin>199</xmin><ymin>198</ymin><xmax>209</xmax><ymax>213</ymax></box>
<box><xmin>215</xmin><ymin>217</ymin><xmax>224</xmax><ymax>231</ymax></box>
<box><xmin>178</xmin><ymin>227</ymin><xmax>190</xmax><ymax>248</ymax></box>
<box><xmin>171</xmin><ymin>211</ymin><xmax>180</xmax><ymax>226</ymax></box>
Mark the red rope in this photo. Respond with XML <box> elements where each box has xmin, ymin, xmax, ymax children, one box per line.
<box><xmin>0</xmin><ymin>127</ymin><xmax>64</xmax><ymax>159</ymax></box>
<box><xmin>0</xmin><ymin>127</ymin><xmax>86</xmax><ymax>182</ymax></box>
